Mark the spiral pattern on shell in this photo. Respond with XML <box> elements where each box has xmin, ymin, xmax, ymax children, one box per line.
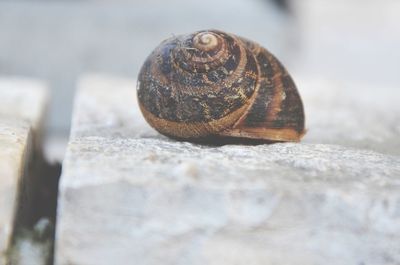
<box><xmin>137</xmin><ymin>29</ymin><xmax>305</xmax><ymax>142</ymax></box>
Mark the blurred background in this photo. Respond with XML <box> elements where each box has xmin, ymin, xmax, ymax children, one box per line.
<box><xmin>0</xmin><ymin>0</ymin><xmax>399</xmax><ymax>158</ymax></box>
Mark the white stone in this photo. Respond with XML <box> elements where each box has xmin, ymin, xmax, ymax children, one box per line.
<box><xmin>298</xmin><ymin>77</ymin><xmax>400</xmax><ymax>156</ymax></box>
<box><xmin>0</xmin><ymin>78</ymin><xmax>49</xmax><ymax>150</ymax></box>
<box><xmin>8</xmin><ymin>218</ymin><xmax>53</xmax><ymax>265</ymax></box>
<box><xmin>0</xmin><ymin>78</ymin><xmax>49</xmax><ymax>264</ymax></box>
<box><xmin>0</xmin><ymin>120</ymin><xmax>31</xmax><ymax>264</ymax></box>
<box><xmin>56</xmin><ymin>75</ymin><xmax>400</xmax><ymax>265</ymax></box>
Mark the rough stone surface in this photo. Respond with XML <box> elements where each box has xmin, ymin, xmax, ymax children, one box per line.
<box><xmin>0</xmin><ymin>78</ymin><xmax>49</xmax><ymax>151</ymax></box>
<box><xmin>298</xmin><ymin>77</ymin><xmax>400</xmax><ymax>156</ymax></box>
<box><xmin>0</xmin><ymin>120</ymin><xmax>32</xmax><ymax>264</ymax></box>
<box><xmin>56</xmin><ymin>75</ymin><xmax>400</xmax><ymax>265</ymax></box>
<box><xmin>0</xmin><ymin>79</ymin><xmax>49</xmax><ymax>264</ymax></box>
<box><xmin>8</xmin><ymin>218</ymin><xmax>53</xmax><ymax>265</ymax></box>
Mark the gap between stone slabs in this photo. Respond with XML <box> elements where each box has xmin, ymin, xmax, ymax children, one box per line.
<box><xmin>0</xmin><ymin>78</ymin><xmax>61</xmax><ymax>265</ymax></box>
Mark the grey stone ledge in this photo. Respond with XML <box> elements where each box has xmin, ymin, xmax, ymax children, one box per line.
<box><xmin>0</xmin><ymin>119</ymin><xmax>32</xmax><ymax>264</ymax></box>
<box><xmin>0</xmin><ymin>77</ymin><xmax>49</xmax><ymax>151</ymax></box>
<box><xmin>56</xmin><ymin>75</ymin><xmax>400</xmax><ymax>265</ymax></box>
<box><xmin>0</xmin><ymin>78</ymin><xmax>49</xmax><ymax>264</ymax></box>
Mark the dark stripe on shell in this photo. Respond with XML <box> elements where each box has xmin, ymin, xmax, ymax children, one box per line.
<box><xmin>243</xmin><ymin>51</ymin><xmax>275</xmax><ymax>126</ymax></box>
<box><xmin>272</xmin><ymin>61</ymin><xmax>305</xmax><ymax>133</ymax></box>
<box><xmin>242</xmin><ymin>47</ymin><xmax>304</xmax><ymax>133</ymax></box>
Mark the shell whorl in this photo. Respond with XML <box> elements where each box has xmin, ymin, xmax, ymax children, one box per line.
<box><xmin>137</xmin><ymin>29</ymin><xmax>305</xmax><ymax>141</ymax></box>
<box><xmin>137</xmin><ymin>30</ymin><xmax>259</xmax><ymax>137</ymax></box>
<box><xmin>173</xmin><ymin>31</ymin><xmax>232</xmax><ymax>74</ymax></box>
<box><xmin>193</xmin><ymin>32</ymin><xmax>219</xmax><ymax>51</ymax></box>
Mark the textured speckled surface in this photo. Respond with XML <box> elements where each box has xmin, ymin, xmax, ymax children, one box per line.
<box><xmin>0</xmin><ymin>119</ymin><xmax>31</xmax><ymax>264</ymax></box>
<box><xmin>0</xmin><ymin>78</ymin><xmax>49</xmax><ymax>151</ymax></box>
<box><xmin>299</xmin><ymin>77</ymin><xmax>400</xmax><ymax>156</ymax></box>
<box><xmin>56</xmin><ymin>75</ymin><xmax>400</xmax><ymax>265</ymax></box>
<box><xmin>0</xmin><ymin>79</ymin><xmax>48</xmax><ymax>264</ymax></box>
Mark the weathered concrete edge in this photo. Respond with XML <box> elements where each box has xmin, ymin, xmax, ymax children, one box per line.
<box><xmin>0</xmin><ymin>77</ymin><xmax>49</xmax><ymax>152</ymax></box>
<box><xmin>56</xmin><ymin>138</ymin><xmax>400</xmax><ymax>264</ymax></box>
<box><xmin>55</xmin><ymin>74</ymin><xmax>400</xmax><ymax>264</ymax></box>
<box><xmin>0</xmin><ymin>121</ymin><xmax>32</xmax><ymax>264</ymax></box>
<box><xmin>0</xmin><ymin>78</ymin><xmax>50</xmax><ymax>264</ymax></box>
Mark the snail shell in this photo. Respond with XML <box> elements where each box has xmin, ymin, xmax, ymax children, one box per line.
<box><xmin>137</xmin><ymin>30</ymin><xmax>305</xmax><ymax>142</ymax></box>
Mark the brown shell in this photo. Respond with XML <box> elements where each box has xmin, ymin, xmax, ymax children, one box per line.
<box><xmin>137</xmin><ymin>29</ymin><xmax>305</xmax><ymax>142</ymax></box>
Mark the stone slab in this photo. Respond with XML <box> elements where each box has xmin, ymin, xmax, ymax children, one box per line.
<box><xmin>0</xmin><ymin>78</ymin><xmax>49</xmax><ymax>151</ymax></box>
<box><xmin>0</xmin><ymin>120</ymin><xmax>32</xmax><ymax>264</ymax></box>
<box><xmin>56</xmin><ymin>75</ymin><xmax>400</xmax><ymax>265</ymax></box>
<box><xmin>0</xmin><ymin>78</ymin><xmax>49</xmax><ymax>264</ymax></box>
<box><xmin>298</xmin><ymin>77</ymin><xmax>400</xmax><ymax>156</ymax></box>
